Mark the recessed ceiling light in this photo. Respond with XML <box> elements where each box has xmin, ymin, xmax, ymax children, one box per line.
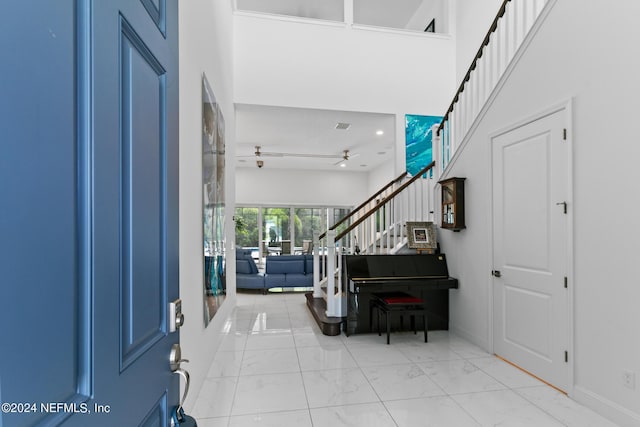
<box><xmin>339</xmin><ymin>163</ymin><xmax>347</xmax><ymax>168</ymax></box>
<box><xmin>238</xmin><ymin>159</ymin><xmax>246</xmax><ymax>163</ymax></box>
<box><xmin>376</xmin><ymin>130</ymin><xmax>384</xmax><ymax>135</ymax></box>
<box><xmin>360</xmin><ymin>164</ymin><xmax>367</xmax><ymax>167</ymax></box>
<box><xmin>377</xmin><ymin>151</ymin><xmax>386</xmax><ymax>155</ymax></box>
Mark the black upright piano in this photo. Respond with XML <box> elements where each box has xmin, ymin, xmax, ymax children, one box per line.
<box><xmin>344</xmin><ymin>254</ymin><xmax>458</xmax><ymax>336</ymax></box>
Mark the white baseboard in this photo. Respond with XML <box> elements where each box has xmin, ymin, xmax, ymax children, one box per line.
<box><xmin>449</xmin><ymin>324</ymin><xmax>490</xmax><ymax>354</ymax></box>
<box><xmin>573</xmin><ymin>386</ymin><xmax>640</xmax><ymax>427</ymax></box>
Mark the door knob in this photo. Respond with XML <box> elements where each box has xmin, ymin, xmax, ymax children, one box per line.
<box><xmin>169</xmin><ymin>343</ymin><xmax>190</xmax><ymax>372</ymax></box>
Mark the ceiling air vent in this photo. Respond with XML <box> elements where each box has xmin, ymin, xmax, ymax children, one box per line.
<box><xmin>335</xmin><ymin>122</ymin><xmax>351</xmax><ymax>130</ymax></box>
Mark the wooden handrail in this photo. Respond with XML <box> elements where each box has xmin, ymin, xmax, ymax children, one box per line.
<box><xmin>318</xmin><ymin>170</ymin><xmax>408</xmax><ymax>240</ymax></box>
<box><xmin>437</xmin><ymin>0</ymin><xmax>511</xmax><ymax>135</ymax></box>
<box><xmin>334</xmin><ymin>161</ymin><xmax>435</xmax><ymax>242</ymax></box>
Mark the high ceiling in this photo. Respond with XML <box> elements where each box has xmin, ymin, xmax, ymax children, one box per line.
<box><xmin>236</xmin><ymin>0</ymin><xmax>430</xmax><ymax>30</ymax></box>
<box><xmin>235</xmin><ymin>105</ymin><xmax>396</xmax><ymax>172</ymax></box>
<box><xmin>233</xmin><ymin>1</ymin><xmax>445</xmax><ymax>172</ymax></box>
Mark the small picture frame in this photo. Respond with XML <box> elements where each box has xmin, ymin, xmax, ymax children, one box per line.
<box><xmin>406</xmin><ymin>221</ymin><xmax>437</xmax><ymax>250</ymax></box>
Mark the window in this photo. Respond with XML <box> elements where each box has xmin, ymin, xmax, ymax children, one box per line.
<box><xmin>234</xmin><ymin>207</ymin><xmax>259</xmax><ymax>249</ymax></box>
<box><xmin>234</xmin><ymin>0</ymin><xmax>448</xmax><ymax>34</ymax></box>
<box><xmin>295</xmin><ymin>208</ymin><xmax>324</xmax><ymax>249</ymax></box>
<box><xmin>353</xmin><ymin>0</ymin><xmax>448</xmax><ymax>33</ymax></box>
<box><xmin>236</xmin><ymin>0</ymin><xmax>344</xmax><ymax>22</ymax></box>
<box><xmin>235</xmin><ymin>205</ymin><xmax>351</xmax><ymax>260</ymax></box>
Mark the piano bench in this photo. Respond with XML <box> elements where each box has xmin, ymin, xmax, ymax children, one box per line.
<box><xmin>370</xmin><ymin>292</ymin><xmax>427</xmax><ymax>345</ymax></box>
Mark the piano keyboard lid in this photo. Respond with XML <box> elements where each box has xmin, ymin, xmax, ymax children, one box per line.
<box><xmin>345</xmin><ymin>254</ymin><xmax>450</xmax><ymax>280</ymax></box>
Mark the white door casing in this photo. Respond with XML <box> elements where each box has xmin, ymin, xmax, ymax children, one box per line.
<box><xmin>492</xmin><ymin>106</ymin><xmax>571</xmax><ymax>392</ymax></box>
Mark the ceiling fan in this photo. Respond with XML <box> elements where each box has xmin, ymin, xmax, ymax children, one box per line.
<box><xmin>332</xmin><ymin>149</ymin><xmax>361</xmax><ymax>166</ymax></box>
<box><xmin>237</xmin><ymin>146</ymin><xmax>361</xmax><ymax>168</ymax></box>
<box><xmin>237</xmin><ymin>145</ymin><xmax>351</xmax><ymax>160</ymax></box>
<box><xmin>260</xmin><ymin>145</ymin><xmax>346</xmax><ymax>159</ymax></box>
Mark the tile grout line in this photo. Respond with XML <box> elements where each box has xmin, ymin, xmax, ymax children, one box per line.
<box><xmin>512</xmin><ymin>386</ymin><xmax>577</xmax><ymax>427</ymax></box>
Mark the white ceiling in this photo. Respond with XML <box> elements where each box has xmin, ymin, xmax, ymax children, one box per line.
<box><xmin>235</xmin><ymin>104</ymin><xmax>396</xmax><ymax>172</ymax></box>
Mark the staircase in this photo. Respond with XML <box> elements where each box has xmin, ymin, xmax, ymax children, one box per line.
<box><xmin>311</xmin><ymin>162</ymin><xmax>437</xmax><ymax>319</ymax></box>
<box><xmin>307</xmin><ymin>0</ymin><xmax>554</xmax><ymax>328</ymax></box>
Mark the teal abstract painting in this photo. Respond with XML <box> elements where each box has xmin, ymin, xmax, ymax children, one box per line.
<box><xmin>405</xmin><ymin>114</ymin><xmax>442</xmax><ymax>176</ymax></box>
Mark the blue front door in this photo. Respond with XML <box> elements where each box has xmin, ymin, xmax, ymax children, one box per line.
<box><xmin>0</xmin><ymin>1</ymin><xmax>179</xmax><ymax>425</ymax></box>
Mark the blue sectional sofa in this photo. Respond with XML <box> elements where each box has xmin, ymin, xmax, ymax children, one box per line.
<box><xmin>235</xmin><ymin>249</ymin><xmax>314</xmax><ymax>291</ymax></box>
<box><xmin>264</xmin><ymin>255</ymin><xmax>313</xmax><ymax>288</ymax></box>
<box><xmin>235</xmin><ymin>249</ymin><xmax>265</xmax><ymax>290</ymax></box>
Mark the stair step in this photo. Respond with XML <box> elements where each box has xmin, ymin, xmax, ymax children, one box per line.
<box><xmin>305</xmin><ymin>292</ymin><xmax>343</xmax><ymax>336</ymax></box>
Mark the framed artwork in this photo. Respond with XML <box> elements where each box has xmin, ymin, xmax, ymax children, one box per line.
<box><xmin>405</xmin><ymin>114</ymin><xmax>443</xmax><ymax>176</ymax></box>
<box><xmin>202</xmin><ymin>73</ymin><xmax>226</xmax><ymax>325</ymax></box>
<box><xmin>406</xmin><ymin>221</ymin><xmax>437</xmax><ymax>250</ymax></box>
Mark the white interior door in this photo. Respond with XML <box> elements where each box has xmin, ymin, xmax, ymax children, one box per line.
<box><xmin>492</xmin><ymin>108</ymin><xmax>570</xmax><ymax>392</ymax></box>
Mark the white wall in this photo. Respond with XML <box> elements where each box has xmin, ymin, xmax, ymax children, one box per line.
<box><xmin>233</xmin><ymin>13</ymin><xmax>456</xmax><ymax>116</ymax></box>
<box><xmin>236</xmin><ymin>167</ymin><xmax>369</xmax><ymax>207</ymax></box>
<box><xmin>440</xmin><ymin>0</ymin><xmax>640</xmax><ymax>425</ymax></box>
<box><xmin>233</xmin><ymin>13</ymin><xmax>454</xmax><ymax>205</ymax></box>
<box><xmin>454</xmin><ymin>0</ymin><xmax>503</xmax><ymax>83</ymax></box>
<box><xmin>367</xmin><ymin>161</ymin><xmax>397</xmax><ymax>195</ymax></box>
<box><xmin>179</xmin><ymin>0</ymin><xmax>236</xmax><ymax>411</ymax></box>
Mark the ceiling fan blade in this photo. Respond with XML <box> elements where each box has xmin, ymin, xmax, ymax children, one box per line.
<box><xmin>261</xmin><ymin>151</ymin><xmax>341</xmax><ymax>159</ymax></box>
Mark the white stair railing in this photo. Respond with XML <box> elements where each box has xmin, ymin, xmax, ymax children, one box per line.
<box><xmin>312</xmin><ymin>0</ymin><xmax>554</xmax><ymax>320</ymax></box>
<box><xmin>343</xmin><ymin>171</ymin><xmax>408</xmax><ymax>233</ymax></box>
<box><xmin>313</xmin><ymin>162</ymin><xmax>437</xmax><ymax>318</ymax></box>
<box><xmin>439</xmin><ymin>0</ymin><xmax>550</xmax><ymax>169</ymax></box>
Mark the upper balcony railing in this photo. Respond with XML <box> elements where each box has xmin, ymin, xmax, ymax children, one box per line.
<box><xmin>438</xmin><ymin>0</ymin><xmax>550</xmax><ymax>170</ymax></box>
<box><xmin>234</xmin><ymin>0</ymin><xmax>450</xmax><ymax>35</ymax></box>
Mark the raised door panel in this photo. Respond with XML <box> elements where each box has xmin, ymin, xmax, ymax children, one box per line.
<box><xmin>119</xmin><ymin>15</ymin><xmax>167</xmax><ymax>371</ymax></box>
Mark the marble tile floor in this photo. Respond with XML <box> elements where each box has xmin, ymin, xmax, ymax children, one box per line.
<box><xmin>192</xmin><ymin>292</ymin><xmax>619</xmax><ymax>427</ymax></box>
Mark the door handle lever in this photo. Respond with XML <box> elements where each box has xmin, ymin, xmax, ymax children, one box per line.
<box><xmin>556</xmin><ymin>201</ymin><xmax>567</xmax><ymax>214</ymax></box>
<box><xmin>169</xmin><ymin>344</ymin><xmax>193</xmax><ymax>426</ymax></box>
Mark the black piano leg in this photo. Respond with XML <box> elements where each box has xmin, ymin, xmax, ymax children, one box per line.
<box><xmin>411</xmin><ymin>315</ymin><xmax>416</xmax><ymax>335</ymax></box>
<box><xmin>424</xmin><ymin>314</ymin><xmax>428</xmax><ymax>343</ymax></box>
<box><xmin>386</xmin><ymin>311</ymin><xmax>391</xmax><ymax>345</ymax></box>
